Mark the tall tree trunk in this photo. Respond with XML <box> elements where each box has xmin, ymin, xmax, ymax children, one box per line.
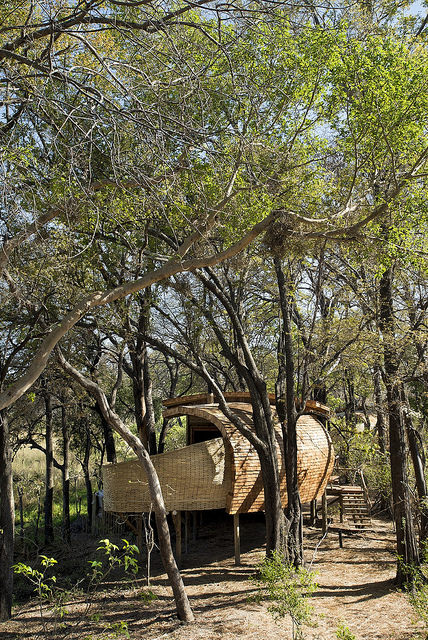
<box><xmin>373</xmin><ymin>364</ymin><xmax>387</xmax><ymax>453</ymax></box>
<box><xmin>61</xmin><ymin>405</ymin><xmax>71</xmax><ymax>545</ymax></box>
<box><xmin>401</xmin><ymin>387</ymin><xmax>428</xmax><ymax>546</ymax></box>
<box><xmin>0</xmin><ymin>410</ymin><xmax>14</xmax><ymax>620</ymax></box>
<box><xmin>44</xmin><ymin>389</ymin><xmax>54</xmax><ymax>545</ymax></box>
<box><xmin>274</xmin><ymin>257</ymin><xmax>303</xmax><ymax>567</ymax></box>
<box><xmin>58</xmin><ymin>352</ymin><xmax>194</xmax><ymax>622</ymax></box>
<box><xmin>379</xmin><ymin>266</ymin><xmax>420</xmax><ymax>586</ymax></box>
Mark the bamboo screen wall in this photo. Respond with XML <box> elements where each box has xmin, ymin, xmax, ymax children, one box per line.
<box><xmin>103</xmin><ymin>401</ymin><xmax>334</xmax><ymax>515</ymax></box>
<box><xmin>103</xmin><ymin>437</ymin><xmax>232</xmax><ymax>513</ymax></box>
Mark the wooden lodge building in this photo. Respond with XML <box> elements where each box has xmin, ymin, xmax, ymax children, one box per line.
<box><xmin>103</xmin><ymin>393</ymin><xmax>334</xmax><ymax>562</ymax></box>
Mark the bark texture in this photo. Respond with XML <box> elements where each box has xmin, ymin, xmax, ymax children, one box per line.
<box><xmin>0</xmin><ymin>411</ymin><xmax>14</xmax><ymax>620</ymax></box>
<box><xmin>274</xmin><ymin>257</ymin><xmax>303</xmax><ymax>567</ymax></box>
<box><xmin>44</xmin><ymin>389</ymin><xmax>54</xmax><ymax>545</ymax></box>
<box><xmin>379</xmin><ymin>266</ymin><xmax>420</xmax><ymax>585</ymax></box>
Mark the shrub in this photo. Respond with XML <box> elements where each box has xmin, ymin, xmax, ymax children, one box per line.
<box><xmin>250</xmin><ymin>552</ymin><xmax>317</xmax><ymax>640</ymax></box>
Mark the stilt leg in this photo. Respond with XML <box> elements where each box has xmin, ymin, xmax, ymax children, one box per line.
<box><xmin>172</xmin><ymin>511</ymin><xmax>182</xmax><ymax>567</ymax></box>
<box><xmin>234</xmin><ymin>513</ymin><xmax>241</xmax><ymax>566</ymax></box>
<box><xmin>322</xmin><ymin>490</ymin><xmax>328</xmax><ymax>535</ymax></box>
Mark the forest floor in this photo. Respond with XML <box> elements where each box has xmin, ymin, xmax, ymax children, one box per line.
<box><xmin>2</xmin><ymin>513</ymin><xmax>425</xmax><ymax>640</ymax></box>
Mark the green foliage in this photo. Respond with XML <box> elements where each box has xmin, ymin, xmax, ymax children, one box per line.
<box><xmin>13</xmin><ymin>555</ymin><xmax>58</xmax><ymax>602</ymax></box>
<box><xmin>331</xmin><ymin>422</ymin><xmax>392</xmax><ymax>505</ymax></box>
<box><xmin>162</xmin><ymin>417</ymin><xmax>187</xmax><ymax>451</ymax></box>
<box><xmin>138</xmin><ymin>589</ymin><xmax>158</xmax><ymax>604</ymax></box>
<box><xmin>94</xmin><ymin>538</ymin><xmax>139</xmax><ymax>585</ymax></box>
<box><xmin>13</xmin><ymin>539</ymin><xmax>140</xmax><ymax>637</ymax></box>
<box><xmin>336</xmin><ymin>623</ymin><xmax>358</xmax><ymax>640</ymax></box>
<box><xmin>250</xmin><ymin>552</ymin><xmax>317</xmax><ymax>640</ymax></box>
<box><xmin>402</xmin><ymin>556</ymin><xmax>428</xmax><ymax>639</ymax></box>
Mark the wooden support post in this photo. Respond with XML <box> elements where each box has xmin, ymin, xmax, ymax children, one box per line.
<box><xmin>233</xmin><ymin>513</ymin><xmax>241</xmax><ymax>566</ymax></box>
<box><xmin>338</xmin><ymin>529</ymin><xmax>343</xmax><ymax>548</ymax></box>
<box><xmin>310</xmin><ymin>499</ymin><xmax>317</xmax><ymax>525</ymax></box>
<box><xmin>136</xmin><ymin>515</ymin><xmax>143</xmax><ymax>564</ymax></box>
<box><xmin>322</xmin><ymin>490</ymin><xmax>328</xmax><ymax>535</ymax></box>
<box><xmin>172</xmin><ymin>511</ymin><xmax>182</xmax><ymax>567</ymax></box>
<box><xmin>184</xmin><ymin>511</ymin><xmax>190</xmax><ymax>554</ymax></box>
<box><xmin>192</xmin><ymin>511</ymin><xmax>197</xmax><ymax>542</ymax></box>
<box><xmin>91</xmin><ymin>492</ymin><xmax>97</xmax><ymax>535</ymax></box>
<box><xmin>339</xmin><ymin>495</ymin><xmax>344</xmax><ymax>523</ymax></box>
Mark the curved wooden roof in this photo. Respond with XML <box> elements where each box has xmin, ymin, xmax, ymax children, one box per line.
<box><xmin>162</xmin><ymin>392</ymin><xmax>330</xmax><ymax>418</ymax></box>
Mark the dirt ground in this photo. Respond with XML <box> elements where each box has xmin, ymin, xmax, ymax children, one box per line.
<box><xmin>2</xmin><ymin>513</ymin><xmax>425</xmax><ymax>640</ymax></box>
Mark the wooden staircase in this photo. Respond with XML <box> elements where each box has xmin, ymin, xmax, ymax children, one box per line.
<box><xmin>340</xmin><ymin>486</ymin><xmax>371</xmax><ymax>529</ymax></box>
<box><xmin>327</xmin><ymin>483</ymin><xmax>371</xmax><ymax>530</ymax></box>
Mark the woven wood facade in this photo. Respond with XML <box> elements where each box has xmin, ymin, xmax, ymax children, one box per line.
<box><xmin>103</xmin><ymin>400</ymin><xmax>334</xmax><ymax>515</ymax></box>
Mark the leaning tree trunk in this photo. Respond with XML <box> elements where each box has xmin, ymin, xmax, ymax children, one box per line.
<box><xmin>379</xmin><ymin>266</ymin><xmax>420</xmax><ymax>586</ymax></box>
<box><xmin>274</xmin><ymin>257</ymin><xmax>303</xmax><ymax>567</ymax></box>
<box><xmin>44</xmin><ymin>389</ymin><xmax>54</xmax><ymax>545</ymax></box>
<box><xmin>0</xmin><ymin>410</ymin><xmax>14</xmax><ymax>620</ymax></box>
<box><xmin>58</xmin><ymin>352</ymin><xmax>194</xmax><ymax>622</ymax></box>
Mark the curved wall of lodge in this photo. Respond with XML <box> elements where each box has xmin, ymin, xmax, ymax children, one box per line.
<box><xmin>103</xmin><ymin>401</ymin><xmax>334</xmax><ymax>515</ymax></box>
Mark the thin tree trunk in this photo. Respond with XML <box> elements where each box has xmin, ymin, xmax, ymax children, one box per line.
<box><xmin>379</xmin><ymin>266</ymin><xmax>420</xmax><ymax>586</ymax></box>
<box><xmin>258</xmin><ymin>442</ymin><xmax>286</xmax><ymax>555</ymax></box>
<box><xmin>61</xmin><ymin>405</ymin><xmax>71</xmax><ymax>545</ymax></box>
<box><xmin>58</xmin><ymin>352</ymin><xmax>194</xmax><ymax>622</ymax></box>
<box><xmin>133</xmin><ymin>292</ymin><xmax>157</xmax><ymax>454</ymax></box>
<box><xmin>94</xmin><ymin>402</ymin><xmax>117</xmax><ymax>463</ymax></box>
<box><xmin>82</xmin><ymin>425</ymin><xmax>92</xmax><ymax>532</ymax></box>
<box><xmin>143</xmin><ymin>354</ymin><xmax>157</xmax><ymax>454</ymax></box>
<box><xmin>0</xmin><ymin>410</ymin><xmax>14</xmax><ymax>620</ymax></box>
<box><xmin>44</xmin><ymin>389</ymin><xmax>54</xmax><ymax>545</ymax></box>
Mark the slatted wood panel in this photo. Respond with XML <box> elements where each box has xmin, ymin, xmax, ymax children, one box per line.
<box><xmin>167</xmin><ymin>403</ymin><xmax>334</xmax><ymax>514</ymax></box>
<box><xmin>103</xmin><ymin>437</ymin><xmax>232</xmax><ymax>513</ymax></box>
<box><xmin>103</xmin><ymin>401</ymin><xmax>334</xmax><ymax>515</ymax></box>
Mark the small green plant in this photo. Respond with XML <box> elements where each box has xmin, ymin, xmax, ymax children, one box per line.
<box><xmin>93</xmin><ymin>538</ymin><xmax>139</xmax><ymax>588</ymax></box>
<box><xmin>336</xmin><ymin>622</ymin><xmax>357</xmax><ymax>639</ymax></box>
<box><xmin>13</xmin><ymin>538</ymin><xmax>140</xmax><ymax>638</ymax></box>
<box><xmin>138</xmin><ymin>588</ymin><xmax>158</xmax><ymax>604</ymax></box>
<box><xmin>407</xmin><ymin>578</ymin><xmax>428</xmax><ymax>634</ymax></box>
<box><xmin>250</xmin><ymin>551</ymin><xmax>318</xmax><ymax>640</ymax></box>
<box><xmin>13</xmin><ymin>555</ymin><xmax>57</xmax><ymax>601</ymax></box>
<box><xmin>399</xmin><ymin>555</ymin><xmax>428</xmax><ymax>638</ymax></box>
<box><xmin>13</xmin><ymin>555</ymin><xmax>64</xmax><ymax>634</ymax></box>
